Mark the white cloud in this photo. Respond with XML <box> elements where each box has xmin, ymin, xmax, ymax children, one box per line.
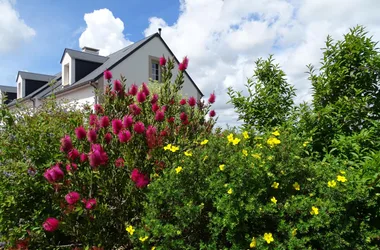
<box><xmin>79</xmin><ymin>8</ymin><xmax>132</xmax><ymax>56</ymax></box>
<box><xmin>0</xmin><ymin>0</ymin><xmax>35</xmax><ymax>53</ymax></box>
<box><xmin>144</xmin><ymin>0</ymin><xmax>380</xmax><ymax>127</ymax></box>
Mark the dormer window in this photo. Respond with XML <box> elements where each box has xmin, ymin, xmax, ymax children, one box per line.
<box><xmin>149</xmin><ymin>56</ymin><xmax>160</xmax><ymax>81</ymax></box>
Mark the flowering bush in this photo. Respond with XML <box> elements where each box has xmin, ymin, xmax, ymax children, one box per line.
<box><xmin>34</xmin><ymin>57</ymin><xmax>216</xmax><ymax>249</ymax></box>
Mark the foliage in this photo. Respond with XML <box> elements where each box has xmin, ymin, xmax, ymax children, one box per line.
<box><xmin>227</xmin><ymin>55</ymin><xmax>296</xmax><ymax>131</ymax></box>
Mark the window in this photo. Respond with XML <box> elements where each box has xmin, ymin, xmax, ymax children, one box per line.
<box><xmin>149</xmin><ymin>56</ymin><xmax>160</xmax><ymax>81</ymax></box>
<box><xmin>63</xmin><ymin>64</ymin><xmax>69</xmax><ymax>86</ymax></box>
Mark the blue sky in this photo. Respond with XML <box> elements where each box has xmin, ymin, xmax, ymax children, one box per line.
<box><xmin>1</xmin><ymin>0</ymin><xmax>180</xmax><ymax>85</ymax></box>
<box><xmin>2</xmin><ymin>0</ymin><xmax>380</xmax><ymax>127</ymax></box>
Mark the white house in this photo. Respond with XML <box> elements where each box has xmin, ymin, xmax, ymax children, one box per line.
<box><xmin>8</xmin><ymin>31</ymin><xmax>203</xmax><ymax>109</ymax></box>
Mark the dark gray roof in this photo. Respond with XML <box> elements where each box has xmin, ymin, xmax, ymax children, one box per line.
<box><xmin>16</xmin><ymin>71</ymin><xmax>55</xmax><ymax>82</ymax></box>
<box><xmin>0</xmin><ymin>85</ymin><xmax>16</xmax><ymax>93</ymax></box>
<box><xmin>60</xmin><ymin>49</ymin><xmax>108</xmax><ymax>64</ymax></box>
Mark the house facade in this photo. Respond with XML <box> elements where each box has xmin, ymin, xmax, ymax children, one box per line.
<box><xmin>8</xmin><ymin>32</ymin><xmax>202</xmax><ymax>109</ymax></box>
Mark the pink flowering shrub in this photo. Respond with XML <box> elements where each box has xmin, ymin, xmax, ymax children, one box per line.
<box><xmin>37</xmin><ymin>57</ymin><xmax>216</xmax><ymax>248</ymax></box>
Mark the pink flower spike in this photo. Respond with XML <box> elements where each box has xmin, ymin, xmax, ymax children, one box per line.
<box><xmin>208</xmin><ymin>92</ymin><xmax>216</xmax><ymax>104</ymax></box>
<box><xmin>100</xmin><ymin>116</ymin><xmax>110</xmax><ymax>128</ymax></box>
<box><xmin>118</xmin><ymin>130</ymin><xmax>132</xmax><ymax>143</ymax></box>
<box><xmin>87</xmin><ymin>129</ymin><xmax>97</xmax><ymax>143</ymax></box>
<box><xmin>137</xmin><ymin>91</ymin><xmax>146</xmax><ymax>103</ymax></box>
<box><xmin>94</xmin><ymin>104</ymin><xmax>104</xmax><ymax>114</ymax></box>
<box><xmin>134</xmin><ymin>121</ymin><xmax>145</xmax><ymax>134</ymax></box>
<box><xmin>85</xmin><ymin>198</ymin><xmax>97</xmax><ymax>210</ymax></box>
<box><xmin>68</xmin><ymin>148</ymin><xmax>80</xmax><ymax>161</ymax></box>
<box><xmin>178</xmin><ymin>56</ymin><xmax>189</xmax><ymax>71</ymax></box>
<box><xmin>131</xmin><ymin>168</ymin><xmax>139</xmax><ymax>182</ymax></box>
<box><xmin>159</xmin><ymin>56</ymin><xmax>166</xmax><ymax>66</ymax></box>
<box><xmin>123</xmin><ymin>115</ymin><xmax>133</xmax><ymax>128</ymax></box>
<box><xmin>104</xmin><ymin>132</ymin><xmax>112</xmax><ymax>144</ymax></box>
<box><xmin>115</xmin><ymin>158</ymin><xmax>125</xmax><ymax>168</ymax></box>
<box><xmin>155</xmin><ymin>110</ymin><xmax>165</xmax><ymax>122</ymax></box>
<box><xmin>188</xmin><ymin>96</ymin><xmax>196</xmax><ymax>107</ymax></box>
<box><xmin>142</xmin><ymin>82</ymin><xmax>150</xmax><ymax>96</ymax></box>
<box><xmin>89</xmin><ymin>114</ymin><xmax>98</xmax><ymax>126</ymax></box>
<box><xmin>80</xmin><ymin>153</ymin><xmax>88</xmax><ymax>163</ymax></box>
<box><xmin>65</xmin><ymin>191</ymin><xmax>80</xmax><ymax>205</ymax></box>
<box><xmin>129</xmin><ymin>84</ymin><xmax>138</xmax><ymax>96</ymax></box>
<box><xmin>42</xmin><ymin>218</ymin><xmax>59</xmax><ymax>232</ymax></box>
<box><xmin>152</xmin><ymin>103</ymin><xmax>160</xmax><ymax>112</ymax></box>
<box><xmin>136</xmin><ymin>174</ymin><xmax>150</xmax><ymax>188</ymax></box>
<box><xmin>209</xmin><ymin>110</ymin><xmax>216</xmax><ymax>117</ymax></box>
<box><xmin>112</xmin><ymin>119</ymin><xmax>123</xmax><ymax>135</ymax></box>
<box><xmin>179</xmin><ymin>99</ymin><xmax>186</xmax><ymax>105</ymax></box>
<box><xmin>151</xmin><ymin>93</ymin><xmax>159</xmax><ymax>104</ymax></box>
<box><xmin>129</xmin><ymin>104</ymin><xmax>141</xmax><ymax>116</ymax></box>
<box><xmin>75</xmin><ymin>126</ymin><xmax>86</xmax><ymax>140</ymax></box>
<box><xmin>113</xmin><ymin>80</ymin><xmax>123</xmax><ymax>93</ymax></box>
<box><xmin>104</xmin><ymin>70</ymin><xmax>112</xmax><ymax>80</ymax></box>
<box><xmin>60</xmin><ymin>135</ymin><xmax>73</xmax><ymax>153</ymax></box>
<box><xmin>180</xmin><ymin>112</ymin><xmax>188</xmax><ymax>121</ymax></box>
<box><xmin>89</xmin><ymin>144</ymin><xmax>108</xmax><ymax>168</ymax></box>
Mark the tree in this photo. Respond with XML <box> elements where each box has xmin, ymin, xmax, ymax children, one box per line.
<box><xmin>228</xmin><ymin>55</ymin><xmax>295</xmax><ymax>131</ymax></box>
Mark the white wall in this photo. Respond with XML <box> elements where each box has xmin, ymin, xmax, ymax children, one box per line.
<box><xmin>17</xmin><ymin>75</ymin><xmax>25</xmax><ymax>99</ymax></box>
<box><xmin>110</xmin><ymin>36</ymin><xmax>201</xmax><ymax>99</ymax></box>
<box><xmin>61</xmin><ymin>53</ymin><xmax>76</xmax><ymax>86</ymax></box>
<box><xmin>55</xmin><ymin>84</ymin><xmax>95</xmax><ymax>108</ymax></box>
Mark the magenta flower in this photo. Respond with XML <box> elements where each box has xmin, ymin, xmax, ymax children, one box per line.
<box><xmin>65</xmin><ymin>191</ymin><xmax>80</xmax><ymax>205</ymax></box>
<box><xmin>151</xmin><ymin>93</ymin><xmax>159</xmax><ymax>104</ymax></box>
<box><xmin>115</xmin><ymin>158</ymin><xmax>125</xmax><ymax>168</ymax></box>
<box><xmin>179</xmin><ymin>56</ymin><xmax>189</xmax><ymax>71</ymax></box>
<box><xmin>167</xmin><ymin>117</ymin><xmax>175</xmax><ymax>123</ymax></box>
<box><xmin>134</xmin><ymin>121</ymin><xmax>145</xmax><ymax>134</ymax></box>
<box><xmin>155</xmin><ymin>110</ymin><xmax>165</xmax><ymax>122</ymax></box>
<box><xmin>179</xmin><ymin>99</ymin><xmax>186</xmax><ymax>105</ymax></box>
<box><xmin>146</xmin><ymin>125</ymin><xmax>157</xmax><ymax>137</ymax></box>
<box><xmin>112</xmin><ymin>119</ymin><xmax>123</xmax><ymax>135</ymax></box>
<box><xmin>123</xmin><ymin>115</ymin><xmax>133</xmax><ymax>128</ymax></box>
<box><xmin>113</xmin><ymin>79</ymin><xmax>123</xmax><ymax>93</ymax></box>
<box><xmin>66</xmin><ymin>163</ymin><xmax>78</xmax><ymax>172</ymax></box>
<box><xmin>104</xmin><ymin>132</ymin><xmax>112</xmax><ymax>144</ymax></box>
<box><xmin>131</xmin><ymin>168</ymin><xmax>140</xmax><ymax>182</ymax></box>
<box><xmin>94</xmin><ymin>104</ymin><xmax>104</xmax><ymax>114</ymax></box>
<box><xmin>188</xmin><ymin>96</ymin><xmax>196</xmax><ymax>107</ymax></box>
<box><xmin>89</xmin><ymin>114</ymin><xmax>98</xmax><ymax>126</ymax></box>
<box><xmin>180</xmin><ymin>112</ymin><xmax>188</xmax><ymax>121</ymax></box>
<box><xmin>142</xmin><ymin>82</ymin><xmax>150</xmax><ymax>96</ymax></box>
<box><xmin>68</xmin><ymin>148</ymin><xmax>80</xmax><ymax>160</ymax></box>
<box><xmin>80</xmin><ymin>153</ymin><xmax>88</xmax><ymax>163</ymax></box>
<box><xmin>118</xmin><ymin>130</ymin><xmax>132</xmax><ymax>143</ymax></box>
<box><xmin>43</xmin><ymin>164</ymin><xmax>64</xmax><ymax>183</ymax></box>
<box><xmin>162</xmin><ymin>105</ymin><xmax>168</xmax><ymax>112</ymax></box>
<box><xmin>87</xmin><ymin>129</ymin><xmax>97</xmax><ymax>143</ymax></box>
<box><xmin>75</xmin><ymin>126</ymin><xmax>87</xmax><ymax>140</ymax></box>
<box><xmin>129</xmin><ymin>104</ymin><xmax>141</xmax><ymax>116</ymax></box>
<box><xmin>208</xmin><ymin>92</ymin><xmax>216</xmax><ymax>104</ymax></box>
<box><xmin>130</xmin><ymin>168</ymin><xmax>150</xmax><ymax>188</ymax></box>
<box><xmin>159</xmin><ymin>56</ymin><xmax>167</xmax><ymax>66</ymax></box>
<box><xmin>137</xmin><ymin>91</ymin><xmax>146</xmax><ymax>103</ymax></box>
<box><xmin>129</xmin><ymin>84</ymin><xmax>138</xmax><ymax>96</ymax></box>
<box><xmin>99</xmin><ymin>116</ymin><xmax>110</xmax><ymax>128</ymax></box>
<box><xmin>42</xmin><ymin>217</ymin><xmax>59</xmax><ymax>232</ymax></box>
<box><xmin>85</xmin><ymin>198</ymin><xmax>97</xmax><ymax>210</ymax></box>
<box><xmin>209</xmin><ymin>110</ymin><xmax>216</xmax><ymax>117</ymax></box>
<box><xmin>104</xmin><ymin>70</ymin><xmax>112</xmax><ymax>80</ymax></box>
<box><xmin>152</xmin><ymin>103</ymin><xmax>159</xmax><ymax>112</ymax></box>
<box><xmin>60</xmin><ymin>135</ymin><xmax>73</xmax><ymax>153</ymax></box>
<box><xmin>89</xmin><ymin>144</ymin><xmax>108</xmax><ymax>168</ymax></box>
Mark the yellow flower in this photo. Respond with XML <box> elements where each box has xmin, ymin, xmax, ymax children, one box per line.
<box><xmin>271</xmin><ymin>182</ymin><xmax>279</xmax><ymax>189</ymax></box>
<box><xmin>267</xmin><ymin>137</ymin><xmax>281</xmax><ymax>147</ymax></box>
<box><xmin>337</xmin><ymin>175</ymin><xmax>347</xmax><ymax>182</ymax></box>
<box><xmin>219</xmin><ymin>164</ymin><xmax>225</xmax><ymax>171</ymax></box>
<box><xmin>175</xmin><ymin>166</ymin><xmax>183</xmax><ymax>174</ymax></box>
<box><xmin>242</xmin><ymin>149</ymin><xmax>248</xmax><ymax>156</ymax></box>
<box><xmin>271</xmin><ymin>197</ymin><xmax>277</xmax><ymax>204</ymax></box>
<box><xmin>227</xmin><ymin>188</ymin><xmax>233</xmax><ymax>194</ymax></box>
<box><xmin>328</xmin><ymin>180</ymin><xmax>336</xmax><ymax>187</ymax></box>
<box><xmin>203</xmin><ymin>155</ymin><xmax>208</xmax><ymax>161</ymax></box>
<box><xmin>252</xmin><ymin>153</ymin><xmax>261</xmax><ymax>159</ymax></box>
<box><xmin>340</xmin><ymin>170</ymin><xmax>346</xmax><ymax>174</ymax></box>
<box><xmin>267</xmin><ymin>155</ymin><xmax>274</xmax><ymax>161</ymax></box>
<box><xmin>272</xmin><ymin>131</ymin><xmax>280</xmax><ymax>136</ymax></box>
<box><xmin>200</xmin><ymin>139</ymin><xmax>209</xmax><ymax>145</ymax></box>
<box><xmin>126</xmin><ymin>225</ymin><xmax>135</xmax><ymax>235</ymax></box>
<box><xmin>184</xmin><ymin>150</ymin><xmax>192</xmax><ymax>156</ymax></box>
<box><xmin>243</xmin><ymin>131</ymin><xmax>250</xmax><ymax>139</ymax></box>
<box><xmin>303</xmin><ymin>141</ymin><xmax>310</xmax><ymax>147</ymax></box>
<box><xmin>310</xmin><ymin>206</ymin><xmax>319</xmax><ymax>215</ymax></box>
<box><xmin>151</xmin><ymin>247</ymin><xmax>156</xmax><ymax>250</ymax></box>
<box><xmin>292</xmin><ymin>228</ymin><xmax>297</xmax><ymax>236</ymax></box>
<box><xmin>249</xmin><ymin>237</ymin><xmax>256</xmax><ymax>248</ymax></box>
<box><xmin>227</xmin><ymin>133</ymin><xmax>234</xmax><ymax>143</ymax></box>
<box><xmin>293</xmin><ymin>182</ymin><xmax>300</xmax><ymax>191</ymax></box>
<box><xmin>263</xmin><ymin>233</ymin><xmax>274</xmax><ymax>244</ymax></box>
<box><xmin>232</xmin><ymin>138</ymin><xmax>241</xmax><ymax>145</ymax></box>
<box><xmin>139</xmin><ymin>236</ymin><xmax>149</xmax><ymax>242</ymax></box>
<box><xmin>256</xmin><ymin>143</ymin><xmax>263</xmax><ymax>149</ymax></box>
<box><xmin>164</xmin><ymin>144</ymin><xmax>179</xmax><ymax>152</ymax></box>
<box><xmin>171</xmin><ymin>145</ymin><xmax>179</xmax><ymax>152</ymax></box>
<box><xmin>163</xmin><ymin>144</ymin><xmax>172</xmax><ymax>151</ymax></box>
